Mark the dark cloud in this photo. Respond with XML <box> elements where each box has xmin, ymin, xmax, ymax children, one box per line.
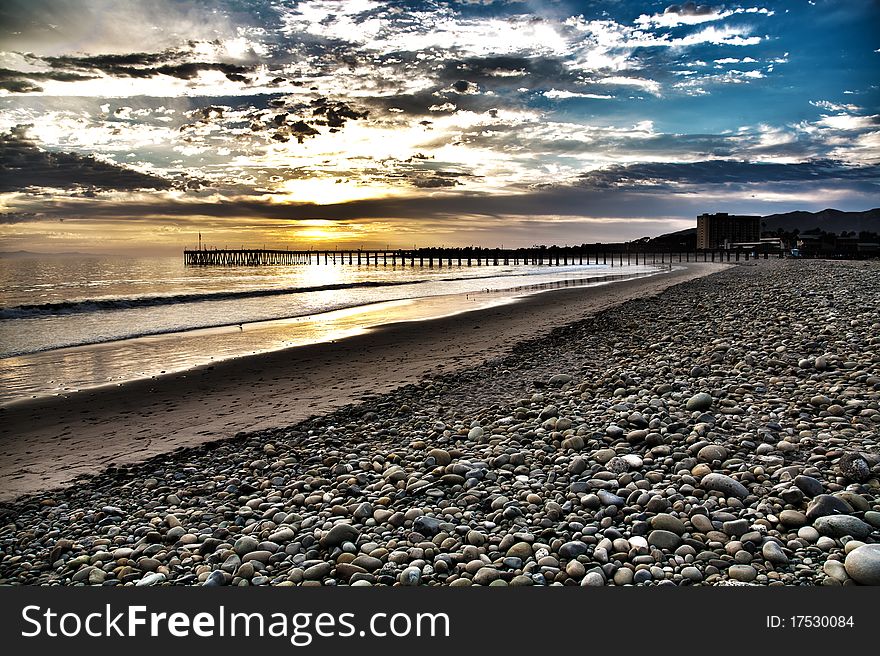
<box><xmin>1</xmin><ymin>48</ymin><xmax>255</xmax><ymax>93</ymax></box>
<box><xmin>0</xmin><ymin>67</ymin><xmax>97</xmax><ymax>93</ymax></box>
<box><xmin>5</xmin><ymin>164</ymin><xmax>878</xmax><ymax>231</ymax></box>
<box><xmin>311</xmin><ymin>98</ymin><xmax>369</xmax><ymax>128</ymax></box>
<box><xmin>37</xmin><ymin>51</ymin><xmax>175</xmax><ymax>69</ymax></box>
<box><xmin>664</xmin><ymin>3</ymin><xmax>717</xmax><ymax>17</ymax></box>
<box><xmin>0</xmin><ymin>128</ymin><xmax>173</xmax><ymax>192</ymax></box>
<box><xmin>437</xmin><ymin>55</ymin><xmax>570</xmax><ymax>89</ymax></box>
<box><xmin>27</xmin><ymin>52</ymin><xmax>253</xmax><ymax>81</ymax></box>
<box><xmin>578</xmin><ymin>159</ymin><xmax>880</xmax><ymax>189</ymax></box>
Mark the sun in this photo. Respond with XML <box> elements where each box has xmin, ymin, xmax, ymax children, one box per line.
<box><xmin>278</xmin><ymin>219</ymin><xmax>369</xmax><ymax>245</ymax></box>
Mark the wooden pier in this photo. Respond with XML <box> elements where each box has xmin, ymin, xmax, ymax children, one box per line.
<box><xmin>184</xmin><ymin>246</ymin><xmax>782</xmax><ymax>267</ymax></box>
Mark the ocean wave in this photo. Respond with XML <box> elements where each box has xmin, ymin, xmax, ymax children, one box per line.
<box><xmin>0</xmin><ymin>268</ymin><xmax>598</xmax><ymax>320</ymax></box>
<box><xmin>0</xmin><ymin>277</ymin><xmax>467</xmax><ymax>319</ymax></box>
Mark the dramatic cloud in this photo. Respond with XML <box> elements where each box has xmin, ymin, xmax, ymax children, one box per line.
<box><xmin>578</xmin><ymin>159</ymin><xmax>880</xmax><ymax>189</ymax></box>
<box><xmin>0</xmin><ymin>128</ymin><xmax>173</xmax><ymax>192</ymax></box>
<box><xmin>0</xmin><ymin>0</ymin><xmax>877</xmax><ymax>252</ymax></box>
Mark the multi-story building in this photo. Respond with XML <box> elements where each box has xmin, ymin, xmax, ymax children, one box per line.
<box><xmin>696</xmin><ymin>213</ymin><xmax>761</xmax><ymax>249</ymax></box>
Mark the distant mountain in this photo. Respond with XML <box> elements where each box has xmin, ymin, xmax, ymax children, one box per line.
<box><xmin>0</xmin><ymin>250</ymin><xmax>99</xmax><ymax>258</ymax></box>
<box><xmin>761</xmin><ymin>208</ymin><xmax>880</xmax><ymax>234</ymax></box>
<box><xmin>648</xmin><ymin>208</ymin><xmax>880</xmax><ymax>243</ymax></box>
<box><xmin>646</xmin><ymin>227</ymin><xmax>696</xmax><ymax>249</ymax></box>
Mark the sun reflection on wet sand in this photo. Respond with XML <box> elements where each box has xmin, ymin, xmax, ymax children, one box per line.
<box><xmin>0</xmin><ymin>267</ymin><xmax>666</xmax><ymax>404</ymax></box>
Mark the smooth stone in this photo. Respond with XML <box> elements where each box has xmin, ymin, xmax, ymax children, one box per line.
<box><xmin>595</xmin><ymin>449</ymin><xmax>617</xmax><ymax>464</ymax></box>
<box><xmin>629</xmin><ymin>535</ymin><xmax>648</xmax><ymax>550</ymax></box>
<box><xmin>613</xmin><ymin>568</ymin><xmax>634</xmax><ymax>585</ymax></box>
<box><xmin>823</xmin><ymin>559</ymin><xmax>849</xmax><ymax>583</ymax></box>
<box><xmin>236</xmin><ymin>565</ymin><xmax>257</xmax><ymax>582</ymax></box>
<box><xmin>413</xmin><ymin>516</ymin><xmax>442</xmax><ymax>536</ymax></box>
<box><xmin>468</xmin><ymin>426</ymin><xmax>484</xmax><ymax>440</ymax></box>
<box><xmin>697</xmin><ymin>445</ymin><xmax>728</xmax><ymax>463</ymax></box>
<box><xmin>794</xmin><ymin>475</ymin><xmax>824</xmax><ymax>497</ymax></box>
<box><xmin>221</xmin><ymin>554</ymin><xmax>241</xmax><ymax>573</ymax></box>
<box><xmin>558</xmin><ymin>541</ymin><xmax>589</xmax><ymax>559</ymax></box>
<box><xmin>473</xmin><ymin>567</ymin><xmax>499</xmax><ymax>585</ymax></box>
<box><xmin>510</xmin><ymin>575</ymin><xmax>534</xmax><ymax>586</ymax></box>
<box><xmin>597</xmin><ymin>490</ymin><xmax>625</xmax><ymax>507</ymax></box>
<box><xmin>233</xmin><ymin>535</ymin><xmax>259</xmax><ymax>556</ymax></box>
<box><xmin>865</xmin><ymin>512</ymin><xmax>880</xmax><ymax>529</ymax></box>
<box><xmin>690</xmin><ymin>514</ymin><xmax>713</xmax><ymax>533</ymax></box>
<box><xmin>335</xmin><ymin>563</ymin><xmax>366</xmax><ymax>581</ymax></box>
<box><xmin>722</xmin><ymin>519</ymin><xmax>750</xmax><ymax>537</ymax></box>
<box><xmin>400</xmin><ymin>566</ymin><xmax>422</xmax><ymax>586</ymax></box>
<box><xmin>701</xmin><ymin>473</ymin><xmax>749</xmax><ymax>499</ymax></box>
<box><xmin>566</xmin><ymin>560</ymin><xmax>586</xmax><ymax>579</ymax></box>
<box><xmin>135</xmin><ymin>572</ymin><xmax>166</xmax><ymax>587</ymax></box>
<box><xmin>779</xmin><ymin>510</ymin><xmax>807</xmax><ymax>528</ymax></box>
<box><xmin>320</xmin><ymin>524</ymin><xmax>360</xmax><ymax>548</ymax></box>
<box><xmin>686</xmin><ymin>393</ymin><xmax>713</xmax><ymax>412</ymax></box>
<box><xmin>506</xmin><ymin>542</ymin><xmax>533</xmax><ymax>560</ymax></box>
<box><xmin>797</xmin><ymin>526</ymin><xmax>820</xmax><ymax>542</ymax></box>
<box><xmin>728</xmin><ymin>565</ymin><xmax>757</xmax><ymax>582</ymax></box>
<box><xmin>353</xmin><ymin>502</ymin><xmax>373</xmax><ymax>520</ymax></box>
<box><xmin>844</xmin><ymin>544</ymin><xmax>880</xmax><ymax>585</ymax></box>
<box><xmin>651</xmin><ymin>514</ymin><xmax>686</xmax><ymax>535</ymax></box>
<box><xmin>648</xmin><ymin>530</ymin><xmax>683</xmax><ymax>551</ymax></box>
<box><xmin>633</xmin><ymin>569</ymin><xmax>652</xmax><ymax>584</ymax></box>
<box><xmin>681</xmin><ymin>566</ymin><xmax>703</xmax><ymax>582</ymax></box>
<box><xmin>351</xmin><ymin>556</ymin><xmax>383</xmax><ymax>572</ymax></box>
<box><xmin>428</xmin><ymin>448</ymin><xmax>451</xmax><ymax>466</ymax></box>
<box><xmin>817</xmin><ymin>536</ymin><xmax>837</xmax><ymax>551</ymax></box>
<box><xmin>241</xmin><ymin>549</ymin><xmax>271</xmax><ymax>563</ymax></box>
<box><xmin>562</xmin><ymin>436</ymin><xmax>584</xmax><ymax>450</ymax></box>
<box><xmin>625</xmin><ymin>429</ymin><xmax>648</xmax><ymax>444</ymax></box>
<box><xmin>268</xmin><ymin>528</ymin><xmax>295</xmax><ymax>543</ymax></box>
<box><xmin>814</xmin><ymin>515</ymin><xmax>872</xmax><ymax>540</ymax></box>
<box><xmin>569</xmin><ymin>457</ymin><xmax>588</xmax><ymax>475</ymax></box>
<box><xmin>761</xmin><ymin>541</ymin><xmax>789</xmax><ymax>565</ymax></box>
<box><xmin>834</xmin><ymin>492</ymin><xmax>870</xmax><ymax>513</ymax></box>
<box><xmin>303</xmin><ymin>562</ymin><xmax>332</xmax><ymax>580</ymax></box>
<box><xmin>805</xmin><ymin>495</ymin><xmax>854</xmax><ymax>521</ymax></box>
<box><xmin>203</xmin><ymin>570</ymin><xmax>227</xmax><ymax>587</ymax></box>
<box><xmin>581</xmin><ymin>572</ymin><xmax>605</xmax><ymax>587</ymax></box>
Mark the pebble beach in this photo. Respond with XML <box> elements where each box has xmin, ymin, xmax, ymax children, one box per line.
<box><xmin>1</xmin><ymin>258</ymin><xmax>878</xmax><ymax>587</ymax></box>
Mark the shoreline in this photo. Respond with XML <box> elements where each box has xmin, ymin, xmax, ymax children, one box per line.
<box><xmin>0</xmin><ymin>262</ymin><xmax>721</xmax><ymax>502</ymax></box>
<box><xmin>1</xmin><ymin>259</ymin><xmax>878</xmax><ymax>588</ymax></box>
<box><xmin>0</xmin><ymin>266</ymin><xmax>661</xmax><ymax>406</ymax></box>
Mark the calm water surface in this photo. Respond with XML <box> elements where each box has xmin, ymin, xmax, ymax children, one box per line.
<box><xmin>0</xmin><ymin>254</ymin><xmax>663</xmax><ymax>403</ymax></box>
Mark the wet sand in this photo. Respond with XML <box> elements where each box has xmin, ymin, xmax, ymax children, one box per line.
<box><xmin>0</xmin><ymin>262</ymin><xmax>725</xmax><ymax>502</ymax></box>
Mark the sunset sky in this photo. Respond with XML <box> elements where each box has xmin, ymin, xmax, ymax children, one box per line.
<box><xmin>1</xmin><ymin>0</ymin><xmax>878</xmax><ymax>253</ymax></box>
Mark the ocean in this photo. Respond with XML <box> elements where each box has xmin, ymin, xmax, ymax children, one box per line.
<box><xmin>0</xmin><ymin>253</ymin><xmax>661</xmax><ymax>404</ymax></box>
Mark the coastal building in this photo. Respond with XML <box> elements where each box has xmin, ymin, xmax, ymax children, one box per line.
<box><xmin>696</xmin><ymin>212</ymin><xmax>761</xmax><ymax>249</ymax></box>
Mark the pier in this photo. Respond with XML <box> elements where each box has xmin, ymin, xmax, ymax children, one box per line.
<box><xmin>184</xmin><ymin>246</ymin><xmax>782</xmax><ymax>267</ymax></box>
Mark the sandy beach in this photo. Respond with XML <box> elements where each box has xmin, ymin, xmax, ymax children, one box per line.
<box><xmin>0</xmin><ymin>262</ymin><xmax>721</xmax><ymax>502</ymax></box>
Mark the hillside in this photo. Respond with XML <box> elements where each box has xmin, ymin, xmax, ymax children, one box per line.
<box><xmin>761</xmin><ymin>208</ymin><xmax>880</xmax><ymax>234</ymax></box>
